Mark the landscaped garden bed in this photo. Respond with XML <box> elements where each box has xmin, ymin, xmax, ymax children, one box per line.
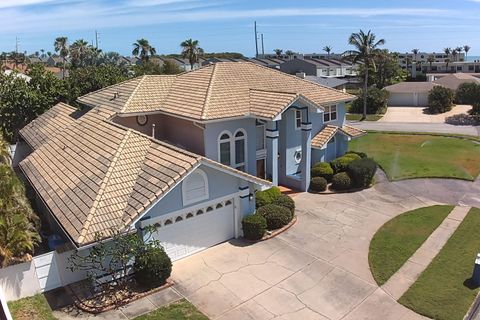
<box><xmin>399</xmin><ymin>207</ymin><xmax>480</xmax><ymax>320</ymax></box>
<box><xmin>368</xmin><ymin>205</ymin><xmax>454</xmax><ymax>286</ymax></box>
<box><xmin>8</xmin><ymin>294</ymin><xmax>56</xmax><ymax>320</ymax></box>
<box><xmin>133</xmin><ymin>299</ymin><xmax>208</xmax><ymax>320</ymax></box>
<box><xmin>310</xmin><ymin>151</ymin><xmax>377</xmax><ymax>193</ymax></box>
<box><xmin>349</xmin><ymin>132</ymin><xmax>480</xmax><ymax>181</ymax></box>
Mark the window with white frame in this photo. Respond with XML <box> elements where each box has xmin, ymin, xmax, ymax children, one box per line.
<box><xmin>218</xmin><ymin>129</ymin><xmax>247</xmax><ymax>172</ymax></box>
<box><xmin>234</xmin><ymin>130</ymin><xmax>246</xmax><ymax>171</ymax></box>
<box><xmin>256</xmin><ymin>121</ymin><xmax>265</xmax><ymax>151</ymax></box>
<box><xmin>294</xmin><ymin>110</ymin><xmax>302</xmax><ymax>130</ymax></box>
<box><xmin>182</xmin><ymin>169</ymin><xmax>209</xmax><ymax>205</ymax></box>
<box><xmin>219</xmin><ymin>132</ymin><xmax>231</xmax><ymax>165</ymax></box>
<box><xmin>323</xmin><ymin>105</ymin><xmax>337</xmax><ymax>122</ymax></box>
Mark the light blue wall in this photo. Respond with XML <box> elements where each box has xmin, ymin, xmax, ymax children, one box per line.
<box><xmin>204</xmin><ymin>118</ymin><xmax>257</xmax><ymax>177</ymax></box>
<box><xmin>138</xmin><ymin>164</ymin><xmax>256</xmax><ymax>222</ymax></box>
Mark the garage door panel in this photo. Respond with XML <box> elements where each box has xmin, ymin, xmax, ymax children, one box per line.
<box><xmin>149</xmin><ymin>197</ymin><xmax>235</xmax><ymax>261</ymax></box>
<box><xmin>389</xmin><ymin>93</ymin><xmax>414</xmax><ymax>106</ymax></box>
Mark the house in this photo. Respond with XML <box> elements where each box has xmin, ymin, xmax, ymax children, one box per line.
<box><xmin>17</xmin><ymin>62</ymin><xmax>363</xmax><ymax>261</ymax></box>
<box><xmin>249</xmin><ymin>58</ymin><xmax>284</xmax><ymax>69</ymax></box>
<box><xmin>433</xmin><ymin>73</ymin><xmax>480</xmax><ymax>91</ymax></box>
<box><xmin>302</xmin><ymin>75</ymin><xmax>348</xmax><ymax>92</ymax></box>
<box><xmin>280</xmin><ymin>58</ymin><xmax>357</xmax><ymax>77</ymax></box>
<box><xmin>46</xmin><ymin>56</ymin><xmax>64</xmax><ymax>67</ymax></box>
<box><xmin>384</xmin><ymin>82</ymin><xmax>437</xmax><ymax>107</ymax></box>
<box><xmin>26</xmin><ymin>56</ymin><xmax>46</xmax><ymax>65</ymax></box>
<box><xmin>422</xmin><ymin>61</ymin><xmax>480</xmax><ymax>74</ymax></box>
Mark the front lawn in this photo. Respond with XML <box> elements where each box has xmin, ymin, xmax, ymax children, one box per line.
<box><xmin>369</xmin><ymin>205</ymin><xmax>453</xmax><ymax>286</ymax></box>
<box><xmin>8</xmin><ymin>294</ymin><xmax>56</xmax><ymax>320</ymax></box>
<box><xmin>346</xmin><ymin>113</ymin><xmax>384</xmax><ymax>121</ymax></box>
<box><xmin>399</xmin><ymin>207</ymin><xmax>480</xmax><ymax>320</ymax></box>
<box><xmin>134</xmin><ymin>299</ymin><xmax>208</xmax><ymax>320</ymax></box>
<box><xmin>349</xmin><ymin>132</ymin><xmax>480</xmax><ymax>180</ymax></box>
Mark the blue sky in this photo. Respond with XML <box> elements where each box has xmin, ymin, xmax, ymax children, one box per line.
<box><xmin>1</xmin><ymin>0</ymin><xmax>480</xmax><ymax>57</ymax></box>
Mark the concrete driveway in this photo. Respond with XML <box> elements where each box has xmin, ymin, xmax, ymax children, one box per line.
<box><xmin>379</xmin><ymin>105</ymin><xmax>472</xmax><ymax>123</ymax></box>
<box><xmin>172</xmin><ymin>174</ymin><xmax>480</xmax><ymax>319</ymax></box>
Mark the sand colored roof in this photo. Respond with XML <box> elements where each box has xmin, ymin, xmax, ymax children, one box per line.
<box><xmin>311</xmin><ymin>125</ymin><xmax>366</xmax><ymax>149</ymax></box>
<box><xmin>78</xmin><ymin>62</ymin><xmax>354</xmax><ymax>121</ymax></box>
<box><xmin>384</xmin><ymin>82</ymin><xmax>436</xmax><ymax>93</ymax></box>
<box><xmin>20</xmin><ymin>107</ymin><xmax>269</xmax><ymax>246</ymax></box>
<box><xmin>433</xmin><ymin>73</ymin><xmax>480</xmax><ymax>90</ymax></box>
<box><xmin>19</xmin><ymin>103</ymin><xmax>78</xmax><ymax>149</ymax></box>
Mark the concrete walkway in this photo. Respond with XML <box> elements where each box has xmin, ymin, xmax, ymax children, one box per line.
<box><xmin>382</xmin><ymin>206</ymin><xmax>471</xmax><ymax>300</ymax></box>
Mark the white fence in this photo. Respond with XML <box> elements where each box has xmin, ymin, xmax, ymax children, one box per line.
<box><xmin>0</xmin><ymin>249</ymin><xmax>88</xmax><ymax>302</ymax></box>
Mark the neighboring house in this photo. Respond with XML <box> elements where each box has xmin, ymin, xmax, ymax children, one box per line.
<box><xmin>26</xmin><ymin>56</ymin><xmax>45</xmax><ymax>65</ymax></box>
<box><xmin>46</xmin><ymin>56</ymin><xmax>64</xmax><ymax>67</ymax></box>
<box><xmin>433</xmin><ymin>73</ymin><xmax>480</xmax><ymax>91</ymax></box>
<box><xmin>302</xmin><ymin>74</ymin><xmax>348</xmax><ymax>92</ymax></box>
<box><xmin>422</xmin><ymin>61</ymin><xmax>480</xmax><ymax>74</ymax></box>
<box><xmin>249</xmin><ymin>58</ymin><xmax>284</xmax><ymax>69</ymax></box>
<box><xmin>397</xmin><ymin>51</ymin><xmax>465</xmax><ymax>68</ymax></box>
<box><xmin>280</xmin><ymin>58</ymin><xmax>357</xmax><ymax>77</ymax></box>
<box><xmin>384</xmin><ymin>82</ymin><xmax>436</xmax><ymax>107</ymax></box>
<box><xmin>17</xmin><ymin>62</ymin><xmax>363</xmax><ymax>262</ymax></box>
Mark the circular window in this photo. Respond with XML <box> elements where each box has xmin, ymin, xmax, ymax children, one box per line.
<box><xmin>136</xmin><ymin>115</ymin><xmax>148</xmax><ymax>126</ymax></box>
<box><xmin>294</xmin><ymin>150</ymin><xmax>302</xmax><ymax>164</ymax></box>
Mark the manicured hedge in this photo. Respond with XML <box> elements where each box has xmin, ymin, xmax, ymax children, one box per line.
<box><xmin>257</xmin><ymin>204</ymin><xmax>292</xmax><ymax>230</ymax></box>
<box><xmin>331</xmin><ymin>172</ymin><xmax>353</xmax><ymax>191</ymax></box>
<box><xmin>273</xmin><ymin>194</ymin><xmax>295</xmax><ymax>217</ymax></box>
<box><xmin>134</xmin><ymin>246</ymin><xmax>172</xmax><ymax>288</ymax></box>
<box><xmin>347</xmin><ymin>158</ymin><xmax>377</xmax><ymax>188</ymax></box>
<box><xmin>242</xmin><ymin>214</ymin><xmax>267</xmax><ymax>240</ymax></box>
<box><xmin>346</xmin><ymin>150</ymin><xmax>368</xmax><ymax>159</ymax></box>
<box><xmin>311</xmin><ymin>162</ymin><xmax>334</xmax><ymax>181</ymax></box>
<box><xmin>255</xmin><ymin>186</ymin><xmax>282</xmax><ymax>209</ymax></box>
<box><xmin>310</xmin><ymin>177</ymin><xmax>327</xmax><ymax>192</ymax></box>
<box><xmin>330</xmin><ymin>153</ymin><xmax>361</xmax><ymax>173</ymax></box>
<box><xmin>428</xmin><ymin>86</ymin><xmax>454</xmax><ymax>114</ymax></box>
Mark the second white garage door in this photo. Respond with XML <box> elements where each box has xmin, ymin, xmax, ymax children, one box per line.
<box><xmin>149</xmin><ymin>197</ymin><xmax>236</xmax><ymax>261</ymax></box>
<box><xmin>389</xmin><ymin>93</ymin><xmax>414</xmax><ymax>106</ymax></box>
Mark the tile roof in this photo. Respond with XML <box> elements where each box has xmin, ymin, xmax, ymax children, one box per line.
<box><xmin>311</xmin><ymin>125</ymin><xmax>366</xmax><ymax>149</ymax></box>
<box><xmin>433</xmin><ymin>73</ymin><xmax>480</xmax><ymax>90</ymax></box>
<box><xmin>19</xmin><ymin>103</ymin><xmax>78</xmax><ymax>149</ymax></box>
<box><xmin>384</xmin><ymin>82</ymin><xmax>437</xmax><ymax>93</ymax></box>
<box><xmin>19</xmin><ymin>106</ymin><xmax>270</xmax><ymax>246</ymax></box>
<box><xmin>78</xmin><ymin>62</ymin><xmax>354</xmax><ymax>121</ymax></box>
<box><xmin>305</xmin><ymin>76</ymin><xmax>348</xmax><ymax>88</ymax></box>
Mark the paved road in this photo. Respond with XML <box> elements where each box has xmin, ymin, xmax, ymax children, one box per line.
<box><xmin>347</xmin><ymin>120</ymin><xmax>480</xmax><ymax>137</ymax></box>
<box><xmin>172</xmin><ymin>173</ymin><xmax>480</xmax><ymax>320</ymax></box>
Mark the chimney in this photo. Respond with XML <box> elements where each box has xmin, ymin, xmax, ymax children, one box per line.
<box><xmin>296</xmin><ymin>72</ymin><xmax>306</xmax><ymax>79</ymax></box>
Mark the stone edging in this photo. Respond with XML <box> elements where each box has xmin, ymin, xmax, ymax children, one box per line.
<box><xmin>243</xmin><ymin>215</ymin><xmax>298</xmax><ymax>243</ymax></box>
<box><xmin>310</xmin><ymin>183</ymin><xmax>373</xmax><ymax>195</ymax></box>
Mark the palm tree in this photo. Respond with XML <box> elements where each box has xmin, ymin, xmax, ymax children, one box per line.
<box><xmin>427</xmin><ymin>55</ymin><xmax>435</xmax><ymax>71</ymax></box>
<box><xmin>273</xmin><ymin>49</ymin><xmax>283</xmax><ymax>58</ymax></box>
<box><xmin>445</xmin><ymin>58</ymin><xmax>451</xmax><ymax>72</ymax></box>
<box><xmin>444</xmin><ymin>47</ymin><xmax>451</xmax><ymax>59</ymax></box>
<box><xmin>54</xmin><ymin>36</ymin><xmax>69</xmax><ymax>79</ymax></box>
<box><xmin>323</xmin><ymin>45</ymin><xmax>332</xmax><ymax>58</ymax></box>
<box><xmin>347</xmin><ymin>30</ymin><xmax>385</xmax><ymax>120</ymax></box>
<box><xmin>70</xmin><ymin>39</ymin><xmax>91</xmax><ymax>67</ymax></box>
<box><xmin>180</xmin><ymin>38</ymin><xmax>203</xmax><ymax>70</ymax></box>
<box><xmin>411</xmin><ymin>48</ymin><xmax>419</xmax><ymax>61</ymax></box>
<box><xmin>455</xmin><ymin>46</ymin><xmax>463</xmax><ymax>61</ymax></box>
<box><xmin>464</xmin><ymin>45</ymin><xmax>471</xmax><ymax>61</ymax></box>
<box><xmin>285</xmin><ymin>50</ymin><xmax>294</xmax><ymax>59</ymax></box>
<box><xmin>132</xmin><ymin>39</ymin><xmax>156</xmax><ymax>63</ymax></box>
<box><xmin>452</xmin><ymin>49</ymin><xmax>458</xmax><ymax>62</ymax></box>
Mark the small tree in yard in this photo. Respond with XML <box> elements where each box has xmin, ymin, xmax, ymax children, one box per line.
<box><xmin>68</xmin><ymin>225</ymin><xmax>171</xmax><ymax>302</ymax></box>
<box><xmin>428</xmin><ymin>86</ymin><xmax>454</xmax><ymax>114</ymax></box>
<box><xmin>350</xmin><ymin>87</ymin><xmax>389</xmax><ymax>115</ymax></box>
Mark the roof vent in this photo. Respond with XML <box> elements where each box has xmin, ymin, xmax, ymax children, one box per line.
<box><xmin>112</xmin><ymin>91</ymin><xmax>120</xmax><ymax>100</ymax></box>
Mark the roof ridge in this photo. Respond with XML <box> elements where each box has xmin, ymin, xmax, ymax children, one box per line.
<box><xmin>77</xmin><ymin>76</ymin><xmax>142</xmax><ymax>104</ymax></box>
<box><xmin>121</xmin><ymin>76</ymin><xmax>148</xmax><ymax>113</ymax></box>
<box><xmin>78</xmin><ymin>129</ymin><xmax>133</xmax><ymax>243</ymax></box>
<box><xmin>200</xmin><ymin>63</ymin><xmax>217</xmax><ymax>120</ymax></box>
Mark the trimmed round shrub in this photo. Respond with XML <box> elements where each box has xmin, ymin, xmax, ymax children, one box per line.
<box><xmin>310</xmin><ymin>177</ymin><xmax>327</xmax><ymax>192</ymax></box>
<box><xmin>346</xmin><ymin>151</ymin><xmax>368</xmax><ymax>159</ymax></box>
<box><xmin>273</xmin><ymin>194</ymin><xmax>295</xmax><ymax>218</ymax></box>
<box><xmin>331</xmin><ymin>172</ymin><xmax>353</xmax><ymax>191</ymax></box>
<box><xmin>347</xmin><ymin>158</ymin><xmax>377</xmax><ymax>188</ymax></box>
<box><xmin>134</xmin><ymin>246</ymin><xmax>172</xmax><ymax>288</ymax></box>
<box><xmin>311</xmin><ymin>162</ymin><xmax>334</xmax><ymax>181</ymax></box>
<box><xmin>255</xmin><ymin>186</ymin><xmax>282</xmax><ymax>209</ymax></box>
<box><xmin>242</xmin><ymin>214</ymin><xmax>267</xmax><ymax>240</ymax></box>
<box><xmin>330</xmin><ymin>154</ymin><xmax>361</xmax><ymax>173</ymax></box>
<box><xmin>257</xmin><ymin>204</ymin><xmax>292</xmax><ymax>230</ymax></box>
<box><xmin>350</xmin><ymin>87</ymin><xmax>388</xmax><ymax>115</ymax></box>
<box><xmin>428</xmin><ymin>86</ymin><xmax>454</xmax><ymax>114</ymax></box>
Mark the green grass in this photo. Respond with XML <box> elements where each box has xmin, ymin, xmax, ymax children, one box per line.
<box><xmin>349</xmin><ymin>132</ymin><xmax>480</xmax><ymax>180</ymax></box>
<box><xmin>346</xmin><ymin>114</ymin><xmax>384</xmax><ymax>121</ymax></box>
<box><xmin>8</xmin><ymin>294</ymin><xmax>56</xmax><ymax>320</ymax></box>
<box><xmin>399</xmin><ymin>207</ymin><xmax>480</xmax><ymax>320</ymax></box>
<box><xmin>134</xmin><ymin>299</ymin><xmax>208</xmax><ymax>320</ymax></box>
<box><xmin>369</xmin><ymin>205</ymin><xmax>454</xmax><ymax>286</ymax></box>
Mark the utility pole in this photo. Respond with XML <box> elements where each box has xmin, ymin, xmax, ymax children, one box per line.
<box><xmin>15</xmin><ymin>36</ymin><xmax>19</xmax><ymax>54</ymax></box>
<box><xmin>95</xmin><ymin>30</ymin><xmax>99</xmax><ymax>50</ymax></box>
<box><xmin>254</xmin><ymin>21</ymin><xmax>258</xmax><ymax>58</ymax></box>
<box><xmin>261</xmin><ymin>33</ymin><xmax>265</xmax><ymax>57</ymax></box>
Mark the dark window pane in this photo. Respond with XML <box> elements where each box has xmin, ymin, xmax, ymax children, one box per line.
<box><xmin>235</xmin><ymin>139</ymin><xmax>245</xmax><ymax>164</ymax></box>
<box><xmin>220</xmin><ymin>142</ymin><xmax>230</xmax><ymax>165</ymax></box>
<box><xmin>235</xmin><ymin>131</ymin><xmax>244</xmax><ymax>137</ymax></box>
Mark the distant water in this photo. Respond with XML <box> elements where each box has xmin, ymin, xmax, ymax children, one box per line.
<box><xmin>467</xmin><ymin>56</ymin><xmax>480</xmax><ymax>62</ymax></box>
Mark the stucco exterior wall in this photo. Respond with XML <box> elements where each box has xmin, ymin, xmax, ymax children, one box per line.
<box><xmin>0</xmin><ymin>260</ymin><xmax>41</xmax><ymax>301</ymax></box>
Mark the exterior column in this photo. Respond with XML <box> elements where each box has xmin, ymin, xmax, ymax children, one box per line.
<box><xmin>300</xmin><ymin>122</ymin><xmax>312</xmax><ymax>192</ymax></box>
<box><xmin>237</xmin><ymin>184</ymin><xmax>253</xmax><ymax>237</ymax></box>
<box><xmin>265</xmin><ymin>121</ymin><xmax>279</xmax><ymax>186</ymax></box>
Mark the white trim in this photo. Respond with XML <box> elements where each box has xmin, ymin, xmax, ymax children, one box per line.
<box><xmin>256</xmin><ymin>149</ymin><xmax>267</xmax><ymax>159</ymax></box>
<box><xmin>301</xmin><ymin>123</ymin><xmax>312</xmax><ymax>130</ymax></box>
<box><xmin>182</xmin><ymin>168</ymin><xmax>209</xmax><ymax>206</ymax></box>
<box><xmin>294</xmin><ymin>109</ymin><xmax>302</xmax><ymax>130</ymax></box>
<box><xmin>233</xmin><ymin>128</ymin><xmax>248</xmax><ymax>172</ymax></box>
<box><xmin>265</xmin><ymin>130</ymin><xmax>279</xmax><ymax>138</ymax></box>
<box><xmin>323</xmin><ymin>104</ymin><xmax>338</xmax><ymax>123</ymax></box>
<box><xmin>200</xmin><ymin>160</ymin><xmax>270</xmax><ymax>189</ymax></box>
<box><xmin>217</xmin><ymin>130</ymin><xmax>232</xmax><ymax>166</ymax></box>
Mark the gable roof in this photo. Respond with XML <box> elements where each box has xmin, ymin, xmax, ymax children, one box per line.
<box><xmin>78</xmin><ymin>62</ymin><xmax>354</xmax><ymax>121</ymax></box>
<box><xmin>305</xmin><ymin>76</ymin><xmax>348</xmax><ymax>88</ymax></box>
<box><xmin>19</xmin><ymin>103</ymin><xmax>78</xmax><ymax>149</ymax></box>
<box><xmin>19</xmin><ymin>106</ymin><xmax>270</xmax><ymax>247</ymax></box>
<box><xmin>433</xmin><ymin>73</ymin><xmax>480</xmax><ymax>90</ymax></box>
<box><xmin>311</xmin><ymin>125</ymin><xmax>366</xmax><ymax>149</ymax></box>
<box><xmin>384</xmin><ymin>82</ymin><xmax>437</xmax><ymax>93</ymax></box>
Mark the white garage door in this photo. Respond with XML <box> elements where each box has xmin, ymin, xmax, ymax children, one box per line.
<box><xmin>149</xmin><ymin>197</ymin><xmax>235</xmax><ymax>261</ymax></box>
<box><xmin>389</xmin><ymin>93</ymin><xmax>414</xmax><ymax>106</ymax></box>
<box><xmin>417</xmin><ymin>93</ymin><xmax>429</xmax><ymax>106</ymax></box>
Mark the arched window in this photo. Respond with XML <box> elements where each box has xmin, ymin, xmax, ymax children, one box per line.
<box><xmin>186</xmin><ymin>213</ymin><xmax>194</xmax><ymax>219</ymax></box>
<box><xmin>175</xmin><ymin>216</ymin><xmax>183</xmax><ymax>222</ymax></box>
<box><xmin>164</xmin><ymin>219</ymin><xmax>172</xmax><ymax>226</ymax></box>
<box><xmin>182</xmin><ymin>169</ymin><xmax>209</xmax><ymax>205</ymax></box>
<box><xmin>206</xmin><ymin>206</ymin><xmax>214</xmax><ymax>212</ymax></box>
<box><xmin>216</xmin><ymin>203</ymin><xmax>223</xmax><ymax>209</ymax></box>
<box><xmin>234</xmin><ymin>129</ymin><xmax>247</xmax><ymax>172</ymax></box>
<box><xmin>218</xmin><ymin>131</ymin><xmax>232</xmax><ymax>166</ymax></box>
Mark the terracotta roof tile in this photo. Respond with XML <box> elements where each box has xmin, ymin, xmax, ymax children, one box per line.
<box><xmin>312</xmin><ymin>125</ymin><xmax>366</xmax><ymax>149</ymax></box>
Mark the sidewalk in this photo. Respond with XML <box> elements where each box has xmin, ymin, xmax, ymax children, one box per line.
<box><xmin>382</xmin><ymin>206</ymin><xmax>471</xmax><ymax>300</ymax></box>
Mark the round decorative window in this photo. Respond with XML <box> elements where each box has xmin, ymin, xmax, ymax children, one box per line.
<box><xmin>294</xmin><ymin>150</ymin><xmax>302</xmax><ymax>164</ymax></box>
<box><xmin>136</xmin><ymin>115</ymin><xmax>148</xmax><ymax>126</ymax></box>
